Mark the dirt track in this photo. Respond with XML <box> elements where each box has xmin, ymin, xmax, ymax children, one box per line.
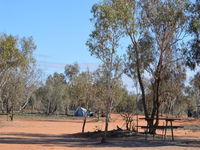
<box><xmin>0</xmin><ymin>114</ymin><xmax>200</xmax><ymax>150</ymax></box>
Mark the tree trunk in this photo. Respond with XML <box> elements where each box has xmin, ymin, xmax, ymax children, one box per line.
<box><xmin>65</xmin><ymin>106</ymin><xmax>69</xmax><ymax>115</ymax></box>
<box><xmin>0</xmin><ymin>97</ymin><xmax>4</xmax><ymax>113</ymax></box>
<box><xmin>82</xmin><ymin>116</ymin><xmax>87</xmax><ymax>133</ymax></box>
<box><xmin>47</xmin><ymin>100</ymin><xmax>51</xmax><ymax>115</ymax></box>
<box><xmin>97</xmin><ymin>110</ymin><xmax>100</xmax><ymax>121</ymax></box>
<box><xmin>102</xmin><ymin>69</ymin><xmax>113</xmax><ymax>143</ymax></box>
<box><xmin>10</xmin><ymin>106</ymin><xmax>14</xmax><ymax>121</ymax></box>
<box><xmin>135</xmin><ymin>49</ymin><xmax>148</xmax><ymax>119</ymax></box>
<box><xmin>20</xmin><ymin>97</ymin><xmax>31</xmax><ymax>111</ymax></box>
<box><xmin>102</xmin><ymin>104</ymin><xmax>109</xmax><ymax>143</ymax></box>
<box><xmin>10</xmin><ymin>99</ymin><xmax>14</xmax><ymax>121</ymax></box>
<box><xmin>101</xmin><ymin>113</ymin><xmax>108</xmax><ymax>143</ymax></box>
<box><xmin>6</xmin><ymin>98</ymin><xmax>9</xmax><ymax>114</ymax></box>
<box><xmin>129</xmin><ymin>34</ymin><xmax>148</xmax><ymax>120</ymax></box>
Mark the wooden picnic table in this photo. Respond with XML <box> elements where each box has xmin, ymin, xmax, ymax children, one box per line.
<box><xmin>138</xmin><ymin>117</ymin><xmax>183</xmax><ymax>141</ymax></box>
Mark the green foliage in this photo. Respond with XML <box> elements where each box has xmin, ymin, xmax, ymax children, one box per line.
<box><xmin>87</xmin><ymin>0</ymin><xmax>126</xmax><ymax>138</ymax></box>
<box><xmin>0</xmin><ymin>34</ymin><xmax>36</xmax><ymax>70</ymax></box>
<box><xmin>191</xmin><ymin>72</ymin><xmax>200</xmax><ymax>91</ymax></box>
<box><xmin>187</xmin><ymin>72</ymin><xmax>200</xmax><ymax>112</ymax></box>
<box><xmin>1</xmin><ymin>0</ymin><xmax>199</xmax><ymax>122</ymax></box>
<box><xmin>65</xmin><ymin>63</ymin><xmax>79</xmax><ymax>81</ymax></box>
<box><xmin>68</xmin><ymin>70</ymin><xmax>94</xmax><ymax>110</ymax></box>
<box><xmin>116</xmin><ymin>90</ymin><xmax>136</xmax><ymax>113</ymax></box>
<box><xmin>36</xmin><ymin>73</ymin><xmax>67</xmax><ymax>115</ymax></box>
<box><xmin>186</xmin><ymin>0</ymin><xmax>200</xmax><ymax>69</ymax></box>
<box><xmin>0</xmin><ymin>33</ymin><xmax>37</xmax><ymax>116</ymax></box>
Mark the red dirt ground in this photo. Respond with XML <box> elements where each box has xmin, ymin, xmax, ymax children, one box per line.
<box><xmin>0</xmin><ymin>114</ymin><xmax>200</xmax><ymax>150</ymax></box>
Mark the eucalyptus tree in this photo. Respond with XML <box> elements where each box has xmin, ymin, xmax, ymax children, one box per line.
<box><xmin>93</xmin><ymin>67</ymin><xmax>125</xmax><ymax>117</ymax></box>
<box><xmin>116</xmin><ymin>89</ymin><xmax>136</xmax><ymax>113</ymax></box>
<box><xmin>93</xmin><ymin>69</ymin><xmax>107</xmax><ymax>121</ymax></box>
<box><xmin>92</xmin><ymin>0</ymin><xmax>189</xmax><ymax>133</ymax></box>
<box><xmin>190</xmin><ymin>73</ymin><xmax>200</xmax><ymax>113</ymax></box>
<box><xmin>69</xmin><ymin>70</ymin><xmax>94</xmax><ymax>109</ymax></box>
<box><xmin>116</xmin><ymin>89</ymin><xmax>137</xmax><ymax>131</ymax></box>
<box><xmin>64</xmin><ymin>63</ymin><xmax>80</xmax><ymax>114</ymax></box>
<box><xmin>186</xmin><ymin>0</ymin><xmax>200</xmax><ymax>69</ymax></box>
<box><xmin>19</xmin><ymin>64</ymin><xmax>41</xmax><ymax>112</ymax></box>
<box><xmin>65</xmin><ymin>67</ymin><xmax>95</xmax><ymax>132</ymax></box>
<box><xmin>129</xmin><ymin>0</ymin><xmax>188</xmax><ymax>132</ymax></box>
<box><xmin>0</xmin><ymin>35</ymin><xmax>35</xmax><ymax>87</ymax></box>
<box><xmin>65</xmin><ymin>63</ymin><xmax>79</xmax><ymax>81</ymax></box>
<box><xmin>0</xmin><ymin>34</ymin><xmax>37</xmax><ymax>115</ymax></box>
<box><xmin>38</xmin><ymin>73</ymin><xmax>67</xmax><ymax>115</ymax></box>
<box><xmin>86</xmin><ymin>2</ymin><xmax>124</xmax><ymax>141</ymax></box>
<box><xmin>78</xmin><ymin>71</ymin><xmax>95</xmax><ymax>133</ymax></box>
<box><xmin>192</xmin><ymin>73</ymin><xmax>200</xmax><ymax>92</ymax></box>
<box><xmin>1</xmin><ymin>72</ymin><xmax>24</xmax><ymax>119</ymax></box>
<box><xmin>185</xmin><ymin>1</ymin><xmax>199</xmax><ymax>114</ymax></box>
<box><xmin>158</xmin><ymin>65</ymin><xmax>186</xmax><ymax>116</ymax></box>
<box><xmin>19</xmin><ymin>37</ymin><xmax>40</xmax><ymax>111</ymax></box>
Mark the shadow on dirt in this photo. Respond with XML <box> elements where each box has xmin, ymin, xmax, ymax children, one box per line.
<box><xmin>0</xmin><ymin>132</ymin><xmax>200</xmax><ymax>148</ymax></box>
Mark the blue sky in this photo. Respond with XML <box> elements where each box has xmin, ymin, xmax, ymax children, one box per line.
<box><xmin>0</xmin><ymin>0</ymin><xmax>198</xmax><ymax>91</ymax></box>
<box><xmin>0</xmin><ymin>0</ymin><xmax>133</xmax><ymax>90</ymax></box>
<box><xmin>0</xmin><ymin>0</ymin><xmax>100</xmax><ymax>72</ymax></box>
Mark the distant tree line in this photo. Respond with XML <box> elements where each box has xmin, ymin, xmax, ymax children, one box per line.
<box><xmin>31</xmin><ymin>63</ymin><xmax>137</xmax><ymax>116</ymax></box>
<box><xmin>0</xmin><ymin>0</ymin><xmax>199</xmax><ymax>139</ymax></box>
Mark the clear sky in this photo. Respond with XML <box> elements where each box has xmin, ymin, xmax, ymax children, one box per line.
<box><xmin>0</xmin><ymin>0</ymin><xmax>133</xmax><ymax>90</ymax></box>
<box><xmin>0</xmin><ymin>0</ymin><xmax>197</xmax><ymax>91</ymax></box>
<box><xmin>0</xmin><ymin>0</ymin><xmax>100</xmax><ymax>73</ymax></box>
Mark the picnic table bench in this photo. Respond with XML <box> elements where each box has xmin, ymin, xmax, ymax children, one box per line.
<box><xmin>138</xmin><ymin>118</ymin><xmax>183</xmax><ymax>141</ymax></box>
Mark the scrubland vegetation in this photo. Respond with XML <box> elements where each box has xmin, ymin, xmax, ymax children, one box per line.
<box><xmin>0</xmin><ymin>0</ymin><xmax>199</xmax><ymax>145</ymax></box>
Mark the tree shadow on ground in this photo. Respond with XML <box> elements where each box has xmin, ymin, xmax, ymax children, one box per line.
<box><xmin>0</xmin><ymin>132</ymin><xmax>200</xmax><ymax>148</ymax></box>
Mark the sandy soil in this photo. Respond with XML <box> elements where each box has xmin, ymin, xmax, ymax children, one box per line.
<box><xmin>0</xmin><ymin>114</ymin><xmax>200</xmax><ymax>150</ymax></box>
